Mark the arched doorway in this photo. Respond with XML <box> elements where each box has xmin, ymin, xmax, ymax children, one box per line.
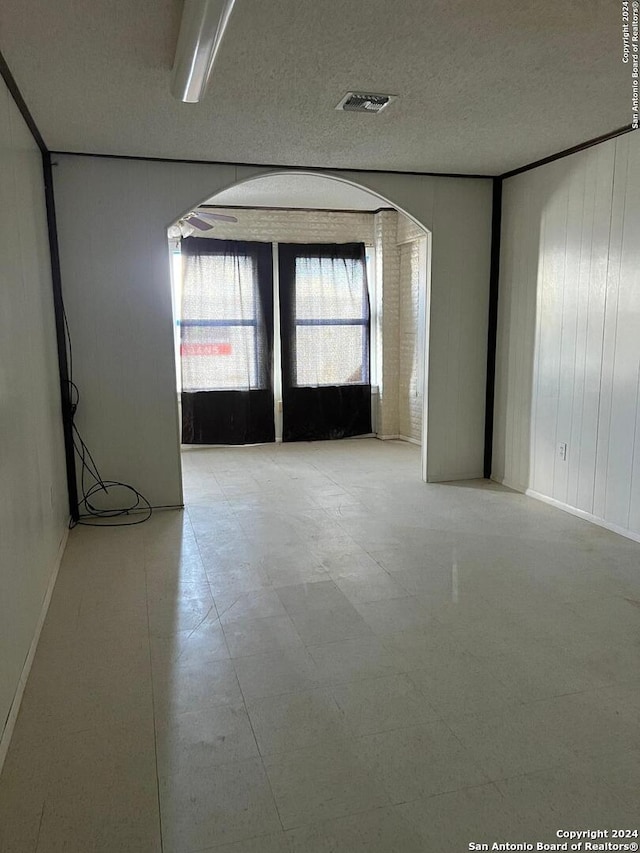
<box><xmin>168</xmin><ymin>171</ymin><xmax>432</xmax><ymax>483</ymax></box>
<box><xmin>51</xmin><ymin>154</ymin><xmax>492</xmax><ymax>509</ymax></box>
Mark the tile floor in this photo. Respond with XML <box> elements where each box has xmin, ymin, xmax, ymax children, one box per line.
<box><xmin>0</xmin><ymin>438</ymin><xmax>638</xmax><ymax>852</ymax></box>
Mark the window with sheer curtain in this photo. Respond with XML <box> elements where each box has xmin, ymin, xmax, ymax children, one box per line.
<box><xmin>278</xmin><ymin>242</ymin><xmax>371</xmax><ymax>442</ymax></box>
<box><xmin>180</xmin><ymin>244</ymin><xmax>268</xmax><ymax>392</ymax></box>
<box><xmin>292</xmin><ymin>252</ymin><xmax>369</xmax><ymax>387</ymax></box>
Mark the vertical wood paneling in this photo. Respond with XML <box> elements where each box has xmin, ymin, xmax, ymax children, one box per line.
<box><xmin>626</xmin><ymin>141</ymin><xmax>640</xmax><ymax>534</ymax></box>
<box><xmin>532</xmin><ymin>163</ymin><xmax>569</xmax><ymax>496</ymax></box>
<box><xmin>592</xmin><ymin>141</ymin><xmax>628</xmax><ymax>523</ymax></box>
<box><xmin>494</xmin><ymin>131</ymin><xmax>640</xmax><ymax>539</ymax></box>
<box><xmin>604</xmin><ymin>136</ymin><xmax>640</xmax><ymax>528</ymax></box>
<box><xmin>519</xmin><ymin>173</ymin><xmax>543</xmax><ymax>491</ymax></box>
<box><xmin>553</xmin><ymin>161</ymin><xmax>585</xmax><ymax>505</ymax></box>
<box><xmin>566</xmin><ymin>152</ymin><xmax>598</xmax><ymax>509</ymax></box>
<box><xmin>575</xmin><ymin>144</ymin><xmax>615</xmax><ymax>512</ymax></box>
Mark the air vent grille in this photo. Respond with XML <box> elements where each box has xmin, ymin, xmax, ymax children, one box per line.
<box><xmin>335</xmin><ymin>92</ymin><xmax>396</xmax><ymax>114</ymax></box>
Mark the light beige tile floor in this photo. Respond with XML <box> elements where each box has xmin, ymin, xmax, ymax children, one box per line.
<box><xmin>1</xmin><ymin>438</ymin><xmax>639</xmax><ymax>852</ymax></box>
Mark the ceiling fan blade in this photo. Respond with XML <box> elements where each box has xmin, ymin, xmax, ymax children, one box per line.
<box><xmin>186</xmin><ymin>214</ymin><xmax>215</xmax><ymax>231</ymax></box>
<box><xmin>204</xmin><ymin>213</ymin><xmax>238</xmax><ymax>222</ymax></box>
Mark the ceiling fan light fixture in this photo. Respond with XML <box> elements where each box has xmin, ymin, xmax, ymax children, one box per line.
<box><xmin>169</xmin><ymin>210</ymin><xmax>238</xmax><ymax>240</ymax></box>
<box><xmin>171</xmin><ymin>0</ymin><xmax>237</xmax><ymax>103</ymax></box>
<box><xmin>168</xmin><ymin>221</ymin><xmax>197</xmax><ymax>238</ymax></box>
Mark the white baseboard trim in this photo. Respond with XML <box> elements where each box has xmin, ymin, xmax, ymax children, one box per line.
<box><xmin>0</xmin><ymin>523</ymin><xmax>69</xmax><ymax>775</ymax></box>
<box><xmin>397</xmin><ymin>434</ymin><xmax>421</xmax><ymax>446</ymax></box>
<box><xmin>525</xmin><ymin>488</ymin><xmax>640</xmax><ymax>545</ymax></box>
<box><xmin>376</xmin><ymin>434</ymin><xmax>421</xmax><ymax>446</ymax></box>
<box><xmin>346</xmin><ymin>433</ymin><xmax>377</xmax><ymax>440</ymax></box>
<box><xmin>493</xmin><ymin>477</ymin><xmax>640</xmax><ymax>545</ymax></box>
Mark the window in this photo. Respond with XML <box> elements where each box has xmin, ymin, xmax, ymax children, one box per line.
<box><xmin>180</xmin><ymin>250</ymin><xmax>266</xmax><ymax>392</ymax></box>
<box><xmin>293</xmin><ymin>253</ymin><xmax>369</xmax><ymax>387</ymax></box>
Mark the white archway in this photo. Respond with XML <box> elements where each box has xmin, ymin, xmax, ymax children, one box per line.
<box><xmin>170</xmin><ymin>168</ymin><xmax>432</xmax><ymax>239</ymax></box>
<box><xmin>53</xmin><ymin>153</ymin><xmax>491</xmax><ymax>507</ymax></box>
<box><xmin>169</xmin><ymin>170</ymin><xmax>432</xmax><ymax>482</ymax></box>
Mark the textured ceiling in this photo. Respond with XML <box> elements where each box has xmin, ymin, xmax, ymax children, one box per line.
<box><xmin>204</xmin><ymin>174</ymin><xmax>387</xmax><ymax>210</ymax></box>
<box><xmin>0</xmin><ymin>0</ymin><xmax>630</xmax><ymax>174</ymax></box>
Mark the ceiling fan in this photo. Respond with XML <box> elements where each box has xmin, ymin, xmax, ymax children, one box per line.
<box><xmin>168</xmin><ymin>210</ymin><xmax>238</xmax><ymax>239</ymax></box>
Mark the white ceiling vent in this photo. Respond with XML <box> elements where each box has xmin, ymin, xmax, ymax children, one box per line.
<box><xmin>335</xmin><ymin>92</ymin><xmax>396</xmax><ymax>114</ymax></box>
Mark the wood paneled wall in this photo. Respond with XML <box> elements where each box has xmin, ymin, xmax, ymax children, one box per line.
<box><xmin>494</xmin><ymin>132</ymin><xmax>640</xmax><ymax>539</ymax></box>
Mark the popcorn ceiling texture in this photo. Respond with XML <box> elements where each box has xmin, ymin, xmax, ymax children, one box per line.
<box><xmin>190</xmin><ymin>206</ymin><xmax>424</xmax><ymax>443</ymax></box>
<box><xmin>1</xmin><ymin>0</ymin><xmax>628</xmax><ymax>172</ymax></box>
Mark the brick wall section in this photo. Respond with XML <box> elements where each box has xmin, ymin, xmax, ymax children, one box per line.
<box><xmin>397</xmin><ymin>214</ymin><xmax>427</xmax><ymax>245</ymax></box>
<box><xmin>399</xmin><ymin>239</ymin><xmax>422</xmax><ymax>441</ymax></box>
<box><xmin>190</xmin><ymin>207</ymin><xmax>375</xmax><ymax>244</ymax></box>
<box><xmin>374</xmin><ymin>210</ymin><xmax>400</xmax><ymax>437</ymax></box>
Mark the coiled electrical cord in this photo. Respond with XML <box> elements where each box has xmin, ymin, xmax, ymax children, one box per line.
<box><xmin>64</xmin><ymin>305</ymin><xmax>152</xmax><ymax>528</ymax></box>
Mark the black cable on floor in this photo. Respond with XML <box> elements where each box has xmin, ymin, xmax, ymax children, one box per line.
<box><xmin>63</xmin><ymin>302</ymin><xmax>153</xmax><ymax>528</ymax></box>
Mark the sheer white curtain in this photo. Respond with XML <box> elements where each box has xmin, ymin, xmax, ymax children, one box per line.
<box><xmin>180</xmin><ymin>242</ymin><xmax>266</xmax><ymax>391</ymax></box>
<box><xmin>179</xmin><ymin>238</ymin><xmax>275</xmax><ymax>446</ymax></box>
<box><xmin>278</xmin><ymin>242</ymin><xmax>372</xmax><ymax>442</ymax></box>
<box><xmin>293</xmin><ymin>253</ymin><xmax>369</xmax><ymax>387</ymax></box>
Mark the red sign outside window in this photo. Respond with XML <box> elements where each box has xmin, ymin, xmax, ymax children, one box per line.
<box><xmin>180</xmin><ymin>343</ymin><xmax>233</xmax><ymax>356</ymax></box>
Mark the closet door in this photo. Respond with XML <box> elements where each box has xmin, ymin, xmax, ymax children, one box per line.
<box><xmin>278</xmin><ymin>243</ymin><xmax>372</xmax><ymax>442</ymax></box>
<box><xmin>180</xmin><ymin>238</ymin><xmax>275</xmax><ymax>444</ymax></box>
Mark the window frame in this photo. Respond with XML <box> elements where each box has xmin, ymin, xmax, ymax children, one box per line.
<box><xmin>178</xmin><ymin>247</ymin><xmax>265</xmax><ymax>393</ymax></box>
<box><xmin>292</xmin><ymin>250</ymin><xmax>371</xmax><ymax>389</ymax></box>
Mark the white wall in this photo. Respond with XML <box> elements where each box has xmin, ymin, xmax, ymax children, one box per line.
<box><xmin>426</xmin><ymin>180</ymin><xmax>492</xmax><ymax>481</ymax></box>
<box><xmin>0</xmin><ymin>79</ymin><xmax>68</xmax><ymax>758</ymax></box>
<box><xmin>493</xmin><ymin>131</ymin><xmax>640</xmax><ymax>539</ymax></box>
<box><xmin>52</xmin><ymin>156</ymin><xmax>492</xmax><ymax>502</ymax></box>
